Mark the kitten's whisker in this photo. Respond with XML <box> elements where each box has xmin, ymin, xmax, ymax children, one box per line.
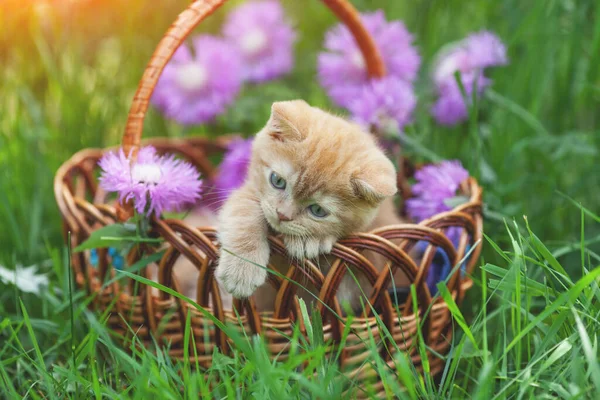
<box><xmin>198</xmin><ymin>190</ymin><xmax>230</xmax><ymax>196</ymax></box>
<box><xmin>197</xmin><ymin>200</ymin><xmax>225</xmax><ymax>207</ymax></box>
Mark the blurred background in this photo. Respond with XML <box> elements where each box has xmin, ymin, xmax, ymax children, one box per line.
<box><xmin>0</xmin><ymin>0</ymin><xmax>599</xmax><ymax>274</ymax></box>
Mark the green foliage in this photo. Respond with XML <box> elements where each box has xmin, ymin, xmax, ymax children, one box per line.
<box><xmin>73</xmin><ymin>223</ymin><xmax>161</xmax><ymax>252</ymax></box>
<box><xmin>2</xmin><ymin>213</ymin><xmax>600</xmax><ymax>398</ymax></box>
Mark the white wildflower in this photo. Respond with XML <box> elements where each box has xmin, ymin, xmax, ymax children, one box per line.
<box><xmin>0</xmin><ymin>264</ymin><xmax>49</xmax><ymax>294</ymax></box>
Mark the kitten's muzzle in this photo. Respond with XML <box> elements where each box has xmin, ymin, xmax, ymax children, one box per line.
<box><xmin>276</xmin><ymin>210</ymin><xmax>293</xmax><ymax>222</ymax></box>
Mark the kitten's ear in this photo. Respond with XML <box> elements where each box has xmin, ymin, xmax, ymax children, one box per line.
<box><xmin>267</xmin><ymin>100</ymin><xmax>310</xmax><ymax>142</ymax></box>
<box><xmin>351</xmin><ymin>158</ymin><xmax>398</xmax><ymax>204</ymax></box>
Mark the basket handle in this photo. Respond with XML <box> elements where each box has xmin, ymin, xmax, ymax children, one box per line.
<box><xmin>122</xmin><ymin>0</ymin><xmax>386</xmax><ymax>156</ymax></box>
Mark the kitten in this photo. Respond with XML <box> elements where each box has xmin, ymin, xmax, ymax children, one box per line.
<box><xmin>214</xmin><ymin>100</ymin><xmax>399</xmax><ymax>302</ymax></box>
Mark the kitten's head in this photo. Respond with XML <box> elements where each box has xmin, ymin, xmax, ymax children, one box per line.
<box><xmin>249</xmin><ymin>100</ymin><xmax>397</xmax><ymax>241</ymax></box>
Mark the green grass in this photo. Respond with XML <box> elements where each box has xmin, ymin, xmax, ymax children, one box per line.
<box><xmin>1</xmin><ymin>0</ymin><xmax>599</xmax><ymax>398</ymax></box>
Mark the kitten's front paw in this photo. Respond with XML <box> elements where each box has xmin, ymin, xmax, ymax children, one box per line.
<box><xmin>215</xmin><ymin>250</ymin><xmax>268</xmax><ymax>298</ymax></box>
<box><xmin>284</xmin><ymin>235</ymin><xmax>337</xmax><ymax>259</ymax></box>
<box><xmin>318</xmin><ymin>236</ymin><xmax>336</xmax><ymax>255</ymax></box>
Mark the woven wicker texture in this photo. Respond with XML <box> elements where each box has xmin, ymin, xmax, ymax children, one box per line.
<box><xmin>54</xmin><ymin>0</ymin><xmax>483</xmax><ymax>395</ymax></box>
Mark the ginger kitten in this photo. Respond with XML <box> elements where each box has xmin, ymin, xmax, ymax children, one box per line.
<box><xmin>214</xmin><ymin>100</ymin><xmax>399</xmax><ymax>301</ymax></box>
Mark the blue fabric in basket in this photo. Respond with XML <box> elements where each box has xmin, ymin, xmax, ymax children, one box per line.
<box><xmin>90</xmin><ymin>248</ymin><xmax>124</xmax><ymax>270</ymax></box>
<box><xmin>415</xmin><ymin>230</ymin><xmax>471</xmax><ymax>295</ymax></box>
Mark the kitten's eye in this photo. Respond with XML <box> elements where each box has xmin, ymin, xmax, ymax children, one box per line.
<box><xmin>308</xmin><ymin>204</ymin><xmax>329</xmax><ymax>218</ymax></box>
<box><xmin>270</xmin><ymin>172</ymin><xmax>286</xmax><ymax>190</ymax></box>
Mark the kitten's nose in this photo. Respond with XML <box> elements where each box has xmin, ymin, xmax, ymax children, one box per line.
<box><xmin>277</xmin><ymin>211</ymin><xmax>292</xmax><ymax>222</ymax></box>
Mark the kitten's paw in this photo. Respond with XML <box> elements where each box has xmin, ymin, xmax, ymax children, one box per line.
<box><xmin>283</xmin><ymin>235</ymin><xmax>305</xmax><ymax>260</ymax></box>
<box><xmin>215</xmin><ymin>250</ymin><xmax>268</xmax><ymax>298</ymax></box>
<box><xmin>303</xmin><ymin>239</ymin><xmax>321</xmax><ymax>260</ymax></box>
<box><xmin>284</xmin><ymin>235</ymin><xmax>337</xmax><ymax>259</ymax></box>
<box><xmin>319</xmin><ymin>236</ymin><xmax>336</xmax><ymax>254</ymax></box>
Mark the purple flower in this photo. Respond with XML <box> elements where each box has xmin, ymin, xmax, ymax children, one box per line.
<box><xmin>151</xmin><ymin>35</ymin><xmax>243</xmax><ymax>125</ymax></box>
<box><xmin>98</xmin><ymin>146</ymin><xmax>203</xmax><ymax>217</ymax></box>
<box><xmin>405</xmin><ymin>160</ymin><xmax>469</xmax><ymax>222</ymax></box>
<box><xmin>431</xmin><ymin>71</ymin><xmax>490</xmax><ymax>125</ymax></box>
<box><xmin>348</xmin><ymin>75</ymin><xmax>416</xmax><ymax>133</ymax></box>
<box><xmin>214</xmin><ymin>138</ymin><xmax>253</xmax><ymax>196</ymax></box>
<box><xmin>318</xmin><ymin>10</ymin><xmax>420</xmax><ymax>108</ymax></box>
<box><xmin>431</xmin><ymin>31</ymin><xmax>507</xmax><ymax>125</ymax></box>
<box><xmin>223</xmin><ymin>0</ymin><xmax>296</xmax><ymax>83</ymax></box>
<box><xmin>463</xmin><ymin>31</ymin><xmax>508</xmax><ymax>70</ymax></box>
<box><xmin>201</xmin><ymin>138</ymin><xmax>253</xmax><ymax>210</ymax></box>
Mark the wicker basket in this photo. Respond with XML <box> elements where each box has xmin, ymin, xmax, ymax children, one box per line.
<box><xmin>54</xmin><ymin>0</ymin><xmax>483</xmax><ymax>395</ymax></box>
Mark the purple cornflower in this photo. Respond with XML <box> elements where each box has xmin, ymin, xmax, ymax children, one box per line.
<box><xmin>348</xmin><ymin>75</ymin><xmax>416</xmax><ymax>133</ymax></box>
<box><xmin>98</xmin><ymin>146</ymin><xmax>203</xmax><ymax>217</ymax></box>
<box><xmin>202</xmin><ymin>138</ymin><xmax>253</xmax><ymax>210</ymax></box>
<box><xmin>223</xmin><ymin>0</ymin><xmax>296</xmax><ymax>83</ymax></box>
<box><xmin>318</xmin><ymin>10</ymin><xmax>420</xmax><ymax>108</ymax></box>
<box><xmin>431</xmin><ymin>72</ymin><xmax>489</xmax><ymax>125</ymax></box>
<box><xmin>151</xmin><ymin>35</ymin><xmax>243</xmax><ymax>126</ymax></box>
<box><xmin>213</xmin><ymin>138</ymin><xmax>253</xmax><ymax>196</ymax></box>
<box><xmin>431</xmin><ymin>31</ymin><xmax>507</xmax><ymax>126</ymax></box>
<box><xmin>462</xmin><ymin>31</ymin><xmax>508</xmax><ymax>70</ymax></box>
<box><xmin>405</xmin><ymin>160</ymin><xmax>469</xmax><ymax>222</ymax></box>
